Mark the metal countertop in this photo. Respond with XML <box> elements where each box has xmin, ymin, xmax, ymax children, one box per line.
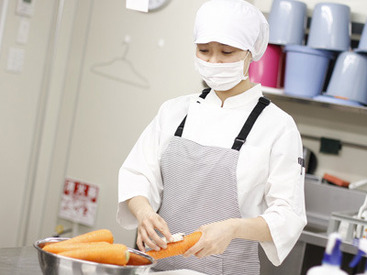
<box><xmin>300</xmin><ymin>229</ymin><xmax>358</xmax><ymax>255</ymax></box>
<box><xmin>0</xmin><ymin>246</ymin><xmax>41</xmax><ymax>275</ymax></box>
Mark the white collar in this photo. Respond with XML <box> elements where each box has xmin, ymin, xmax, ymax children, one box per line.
<box><xmin>203</xmin><ymin>84</ymin><xmax>264</xmax><ymax>109</ymax></box>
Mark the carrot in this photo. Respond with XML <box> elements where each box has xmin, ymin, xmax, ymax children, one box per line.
<box><xmin>43</xmin><ymin>241</ymin><xmax>110</xmax><ymax>254</ymax></box>
<box><xmin>42</xmin><ymin>229</ymin><xmax>113</xmax><ymax>252</ymax></box>
<box><xmin>146</xmin><ymin>231</ymin><xmax>202</xmax><ymax>260</ymax></box>
<box><xmin>127</xmin><ymin>252</ymin><xmax>152</xmax><ymax>266</ymax></box>
<box><xmin>59</xmin><ymin>243</ymin><xmax>130</xmax><ymax>266</ymax></box>
<box><xmin>60</xmin><ymin>229</ymin><xmax>113</xmax><ymax>244</ymax></box>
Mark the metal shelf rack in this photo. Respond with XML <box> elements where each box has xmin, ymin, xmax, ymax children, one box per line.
<box><xmin>262</xmin><ymin>87</ymin><xmax>367</xmax><ymax>115</ymax></box>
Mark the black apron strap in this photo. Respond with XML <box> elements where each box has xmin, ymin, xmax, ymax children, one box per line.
<box><xmin>199</xmin><ymin>88</ymin><xmax>211</xmax><ymax>99</ymax></box>
<box><xmin>232</xmin><ymin>97</ymin><xmax>270</xmax><ymax>151</ymax></box>
<box><xmin>174</xmin><ymin>88</ymin><xmax>211</xmax><ymax>137</ymax></box>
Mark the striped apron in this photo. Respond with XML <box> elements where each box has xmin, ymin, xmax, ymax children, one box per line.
<box><xmin>155</xmin><ymin>89</ymin><xmax>270</xmax><ymax>275</ymax></box>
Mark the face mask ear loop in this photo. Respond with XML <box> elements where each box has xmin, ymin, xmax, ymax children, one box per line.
<box><xmin>243</xmin><ymin>51</ymin><xmax>252</xmax><ymax>80</ymax></box>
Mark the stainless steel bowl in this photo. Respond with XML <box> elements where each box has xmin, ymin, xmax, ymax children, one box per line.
<box><xmin>33</xmin><ymin>237</ymin><xmax>156</xmax><ymax>275</ymax></box>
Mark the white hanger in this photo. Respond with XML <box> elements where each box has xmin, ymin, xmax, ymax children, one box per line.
<box><xmin>91</xmin><ymin>42</ymin><xmax>150</xmax><ymax>89</ymax></box>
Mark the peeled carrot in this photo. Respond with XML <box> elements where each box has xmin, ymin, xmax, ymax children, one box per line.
<box><xmin>42</xmin><ymin>229</ymin><xmax>113</xmax><ymax>252</ymax></box>
<box><xmin>127</xmin><ymin>252</ymin><xmax>152</xmax><ymax>266</ymax></box>
<box><xmin>146</xmin><ymin>231</ymin><xmax>202</xmax><ymax>260</ymax></box>
<box><xmin>59</xmin><ymin>229</ymin><xmax>113</xmax><ymax>244</ymax></box>
<box><xmin>59</xmin><ymin>243</ymin><xmax>129</xmax><ymax>266</ymax></box>
<box><xmin>43</xmin><ymin>241</ymin><xmax>110</xmax><ymax>254</ymax></box>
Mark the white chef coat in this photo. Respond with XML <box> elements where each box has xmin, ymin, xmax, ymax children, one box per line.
<box><xmin>117</xmin><ymin>84</ymin><xmax>307</xmax><ymax>266</ymax></box>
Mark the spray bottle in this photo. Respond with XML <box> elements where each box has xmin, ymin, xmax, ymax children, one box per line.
<box><xmin>349</xmin><ymin>238</ymin><xmax>367</xmax><ymax>274</ymax></box>
<box><xmin>306</xmin><ymin>232</ymin><xmax>348</xmax><ymax>274</ymax></box>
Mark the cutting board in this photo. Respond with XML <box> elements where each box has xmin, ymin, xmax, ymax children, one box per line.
<box><xmin>150</xmin><ymin>269</ymin><xmax>207</xmax><ymax>275</ymax></box>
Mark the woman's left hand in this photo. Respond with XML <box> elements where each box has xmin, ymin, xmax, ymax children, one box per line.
<box><xmin>183</xmin><ymin>219</ymin><xmax>237</xmax><ymax>258</ymax></box>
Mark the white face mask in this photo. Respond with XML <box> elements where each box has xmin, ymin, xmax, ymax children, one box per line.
<box><xmin>194</xmin><ymin>52</ymin><xmax>250</xmax><ymax>91</ymax></box>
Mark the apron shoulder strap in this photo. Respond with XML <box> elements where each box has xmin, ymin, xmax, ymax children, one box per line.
<box><xmin>174</xmin><ymin>88</ymin><xmax>211</xmax><ymax>137</ymax></box>
<box><xmin>232</xmin><ymin>97</ymin><xmax>270</xmax><ymax>151</ymax></box>
<box><xmin>199</xmin><ymin>88</ymin><xmax>211</xmax><ymax>99</ymax></box>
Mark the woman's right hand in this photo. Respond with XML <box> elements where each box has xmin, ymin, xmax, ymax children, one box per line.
<box><xmin>128</xmin><ymin>196</ymin><xmax>173</xmax><ymax>252</ymax></box>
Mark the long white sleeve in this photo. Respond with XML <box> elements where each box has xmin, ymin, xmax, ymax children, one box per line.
<box><xmin>260</xmin><ymin>127</ymin><xmax>307</xmax><ymax>265</ymax></box>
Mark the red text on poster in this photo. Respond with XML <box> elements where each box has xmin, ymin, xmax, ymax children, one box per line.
<box><xmin>59</xmin><ymin>178</ymin><xmax>99</xmax><ymax>226</ymax></box>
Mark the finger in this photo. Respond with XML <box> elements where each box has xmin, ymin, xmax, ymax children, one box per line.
<box><xmin>136</xmin><ymin>234</ymin><xmax>145</xmax><ymax>252</ymax></box>
<box><xmin>194</xmin><ymin>248</ymin><xmax>208</xmax><ymax>259</ymax></box>
<box><xmin>156</xmin><ymin>218</ymin><xmax>173</xmax><ymax>243</ymax></box>
<box><xmin>184</xmin><ymin>241</ymin><xmax>203</xmax><ymax>258</ymax></box>
<box><xmin>187</xmin><ymin>247</ymin><xmax>205</xmax><ymax>259</ymax></box>
<box><xmin>140</xmin><ymin>228</ymin><xmax>161</xmax><ymax>251</ymax></box>
<box><xmin>195</xmin><ymin>246</ymin><xmax>225</xmax><ymax>258</ymax></box>
<box><xmin>146</xmin><ymin>226</ymin><xmax>167</xmax><ymax>249</ymax></box>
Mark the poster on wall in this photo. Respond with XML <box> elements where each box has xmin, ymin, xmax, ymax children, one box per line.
<box><xmin>59</xmin><ymin>178</ymin><xmax>99</xmax><ymax>227</ymax></box>
<box><xmin>0</xmin><ymin>0</ymin><xmax>9</xmax><ymax>59</ymax></box>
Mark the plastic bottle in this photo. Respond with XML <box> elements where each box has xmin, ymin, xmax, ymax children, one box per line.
<box><xmin>349</xmin><ymin>238</ymin><xmax>367</xmax><ymax>274</ymax></box>
<box><xmin>306</xmin><ymin>232</ymin><xmax>348</xmax><ymax>274</ymax></box>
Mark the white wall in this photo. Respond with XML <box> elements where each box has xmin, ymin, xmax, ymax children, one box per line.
<box><xmin>0</xmin><ymin>0</ymin><xmax>56</xmax><ymax>247</ymax></box>
<box><xmin>33</xmin><ymin>0</ymin><xmax>208</xmax><ymax>247</ymax></box>
<box><xmin>1</xmin><ymin>0</ymin><xmax>367</xmax><ymax>248</ymax></box>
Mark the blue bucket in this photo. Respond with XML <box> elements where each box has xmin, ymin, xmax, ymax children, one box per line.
<box><xmin>313</xmin><ymin>95</ymin><xmax>363</xmax><ymax>107</ymax></box>
<box><xmin>268</xmin><ymin>0</ymin><xmax>307</xmax><ymax>45</ymax></box>
<box><xmin>284</xmin><ymin>45</ymin><xmax>334</xmax><ymax>98</ymax></box>
<box><xmin>307</xmin><ymin>3</ymin><xmax>351</xmax><ymax>52</ymax></box>
<box><xmin>326</xmin><ymin>51</ymin><xmax>367</xmax><ymax>105</ymax></box>
<box><xmin>355</xmin><ymin>20</ymin><xmax>367</xmax><ymax>53</ymax></box>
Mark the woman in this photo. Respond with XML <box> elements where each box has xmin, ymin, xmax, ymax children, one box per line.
<box><xmin>117</xmin><ymin>0</ymin><xmax>307</xmax><ymax>274</ymax></box>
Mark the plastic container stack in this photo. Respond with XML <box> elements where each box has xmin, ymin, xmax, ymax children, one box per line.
<box><xmin>249</xmin><ymin>0</ymin><xmax>308</xmax><ymax>89</ymax></box>
<box><xmin>257</xmin><ymin>1</ymin><xmax>367</xmax><ymax>107</ymax></box>
<box><xmin>284</xmin><ymin>2</ymin><xmax>350</xmax><ymax>100</ymax></box>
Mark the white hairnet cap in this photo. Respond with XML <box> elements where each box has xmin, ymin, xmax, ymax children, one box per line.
<box><xmin>194</xmin><ymin>0</ymin><xmax>269</xmax><ymax>61</ymax></box>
